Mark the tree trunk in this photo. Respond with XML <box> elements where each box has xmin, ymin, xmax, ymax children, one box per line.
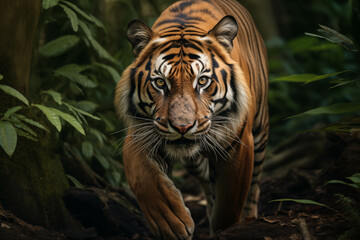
<box><xmin>0</xmin><ymin>0</ymin><xmax>75</xmax><ymax>229</ymax></box>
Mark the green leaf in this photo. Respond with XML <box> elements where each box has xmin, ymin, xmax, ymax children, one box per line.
<box><xmin>66</xmin><ymin>174</ymin><xmax>84</xmax><ymax>188</ymax></box>
<box><xmin>33</xmin><ymin>104</ymin><xmax>62</xmax><ymax>132</ymax></box>
<box><xmin>51</xmin><ymin>108</ymin><xmax>85</xmax><ymax>135</ymax></box>
<box><xmin>12</xmin><ymin>120</ymin><xmax>37</xmax><ymax>137</ymax></box>
<box><xmin>72</xmin><ymin>101</ymin><xmax>98</xmax><ymax>113</ymax></box>
<box><xmin>95</xmin><ymin>154</ymin><xmax>110</xmax><ymax>170</ymax></box>
<box><xmin>289</xmin><ymin>103</ymin><xmax>360</xmax><ymax>118</ymax></box>
<box><xmin>82</xmin><ymin>141</ymin><xmax>93</xmax><ymax>159</ymax></box>
<box><xmin>272</xmin><ymin>71</ymin><xmax>348</xmax><ymax>83</ymax></box>
<box><xmin>347</xmin><ymin>173</ymin><xmax>360</xmax><ymax>184</ymax></box>
<box><xmin>304</xmin><ymin>71</ymin><xmax>350</xmax><ymax>84</ymax></box>
<box><xmin>94</xmin><ymin>63</ymin><xmax>121</xmax><ymax>83</ymax></box>
<box><xmin>326</xmin><ymin>180</ymin><xmax>359</xmax><ymax>189</ymax></box>
<box><xmin>0</xmin><ymin>121</ymin><xmax>17</xmax><ymax>157</ymax></box>
<box><xmin>14</xmin><ymin>114</ymin><xmax>49</xmax><ymax>132</ymax></box>
<box><xmin>270</xmin><ymin>198</ymin><xmax>330</xmax><ymax>209</ymax></box>
<box><xmin>4</xmin><ymin>106</ymin><xmax>22</xmax><ymax>118</ymax></box>
<box><xmin>98</xmin><ymin>113</ymin><xmax>116</xmax><ymax>132</ymax></box>
<box><xmin>15</xmin><ymin>128</ymin><xmax>38</xmax><ymax>142</ymax></box>
<box><xmin>55</xmin><ymin>63</ymin><xmax>86</xmax><ymax>73</ymax></box>
<box><xmin>330</xmin><ymin>80</ymin><xmax>356</xmax><ymax>89</ymax></box>
<box><xmin>110</xmin><ymin>170</ymin><xmax>121</xmax><ymax>186</ymax></box>
<box><xmin>0</xmin><ymin>85</ymin><xmax>29</xmax><ymax>106</ymax></box>
<box><xmin>39</xmin><ymin>35</ymin><xmax>80</xmax><ymax>57</ymax></box>
<box><xmin>305</xmin><ymin>25</ymin><xmax>359</xmax><ymax>52</ymax></box>
<box><xmin>61</xmin><ymin>0</ymin><xmax>104</xmax><ymax>28</ymax></box>
<box><xmin>326</xmin><ymin>173</ymin><xmax>360</xmax><ymax>189</ymax></box>
<box><xmin>65</xmin><ymin>105</ymin><xmax>86</xmax><ymax>124</ymax></box>
<box><xmin>78</xmin><ymin>21</ymin><xmax>117</xmax><ymax>64</ymax></box>
<box><xmin>54</xmin><ymin>64</ymin><xmax>97</xmax><ymax>88</ymax></box>
<box><xmin>90</xmin><ymin>128</ymin><xmax>105</xmax><ymax>145</ymax></box>
<box><xmin>59</xmin><ymin>4</ymin><xmax>79</xmax><ymax>32</ymax></box>
<box><xmin>42</xmin><ymin>0</ymin><xmax>59</xmax><ymax>9</ymax></box>
<box><xmin>69</xmin><ymin>82</ymin><xmax>84</xmax><ymax>95</ymax></box>
<box><xmin>272</xmin><ymin>74</ymin><xmax>317</xmax><ymax>83</ymax></box>
<box><xmin>0</xmin><ymin>74</ymin><xmax>3</xmax><ymax>80</ymax></box>
<box><xmin>43</xmin><ymin>90</ymin><xmax>62</xmax><ymax>105</ymax></box>
<box><xmin>63</xmin><ymin>102</ymin><xmax>100</xmax><ymax>120</ymax></box>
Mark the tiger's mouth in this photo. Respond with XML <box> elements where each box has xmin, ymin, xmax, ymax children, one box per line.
<box><xmin>164</xmin><ymin>137</ymin><xmax>200</xmax><ymax>158</ymax></box>
<box><xmin>167</xmin><ymin>138</ymin><xmax>196</xmax><ymax>146</ymax></box>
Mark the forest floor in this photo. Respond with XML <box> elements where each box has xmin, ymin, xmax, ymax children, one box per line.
<box><xmin>0</xmin><ymin>132</ymin><xmax>359</xmax><ymax>240</ymax></box>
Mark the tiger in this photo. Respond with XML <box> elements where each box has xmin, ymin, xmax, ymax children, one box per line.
<box><xmin>114</xmin><ymin>0</ymin><xmax>268</xmax><ymax>239</ymax></box>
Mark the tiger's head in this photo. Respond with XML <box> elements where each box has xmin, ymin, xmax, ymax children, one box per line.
<box><xmin>115</xmin><ymin>16</ymin><xmax>250</xmax><ymax>159</ymax></box>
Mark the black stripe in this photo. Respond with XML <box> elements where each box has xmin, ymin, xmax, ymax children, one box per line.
<box><xmin>154</xmin><ymin>18</ymin><xmax>205</xmax><ymax>28</ymax></box>
<box><xmin>188</xmin><ymin>53</ymin><xmax>200</xmax><ymax>60</ymax></box>
<box><xmin>188</xmin><ymin>8</ymin><xmax>217</xmax><ymax>20</ymax></box>
<box><xmin>185</xmin><ymin>42</ymin><xmax>203</xmax><ymax>52</ymax></box>
<box><xmin>160</xmin><ymin>43</ymin><xmax>180</xmax><ymax>54</ymax></box>
<box><xmin>170</xmin><ymin>1</ymin><xmax>195</xmax><ymax>12</ymax></box>
<box><xmin>254</xmin><ymin>158</ymin><xmax>264</xmax><ymax>167</ymax></box>
<box><xmin>238</xmin><ymin>120</ymin><xmax>246</xmax><ymax>140</ymax></box>
<box><xmin>128</xmin><ymin>68</ymin><xmax>137</xmax><ymax>116</ymax></box>
<box><xmin>251</xmin><ymin>181</ymin><xmax>259</xmax><ymax>186</ymax></box>
<box><xmin>247</xmin><ymin>199</ymin><xmax>258</xmax><ymax>204</ymax></box>
<box><xmin>163</xmin><ymin>53</ymin><xmax>178</xmax><ymax>61</ymax></box>
<box><xmin>252</xmin><ymin>170</ymin><xmax>261</xmax><ymax>177</ymax></box>
<box><xmin>146</xmin><ymin>85</ymin><xmax>153</xmax><ymax>101</ymax></box>
<box><xmin>210</xmin><ymin>85</ymin><xmax>218</xmax><ymax>97</ymax></box>
<box><xmin>254</xmin><ymin>141</ymin><xmax>267</xmax><ymax>153</ymax></box>
<box><xmin>211</xmin><ymin>69</ymin><xmax>228</xmax><ymax>112</ymax></box>
<box><xmin>224</xmin><ymin>138</ymin><xmax>239</xmax><ymax>152</ymax></box>
<box><xmin>137</xmin><ymin>71</ymin><xmax>151</xmax><ymax>114</ymax></box>
<box><xmin>135</xmin><ymin>45</ymin><xmax>159</xmax><ymax>68</ymax></box>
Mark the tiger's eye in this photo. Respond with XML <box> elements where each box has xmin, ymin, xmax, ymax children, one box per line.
<box><xmin>198</xmin><ymin>77</ymin><xmax>209</xmax><ymax>86</ymax></box>
<box><xmin>155</xmin><ymin>78</ymin><xmax>165</xmax><ymax>87</ymax></box>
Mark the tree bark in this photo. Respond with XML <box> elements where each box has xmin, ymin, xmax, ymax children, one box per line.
<box><xmin>0</xmin><ymin>0</ymin><xmax>75</xmax><ymax>229</ymax></box>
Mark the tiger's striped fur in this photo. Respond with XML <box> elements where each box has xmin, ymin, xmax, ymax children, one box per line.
<box><xmin>114</xmin><ymin>0</ymin><xmax>268</xmax><ymax>239</ymax></box>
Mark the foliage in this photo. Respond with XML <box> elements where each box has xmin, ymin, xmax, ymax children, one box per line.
<box><xmin>272</xmin><ymin>172</ymin><xmax>360</xmax><ymax>239</ymax></box>
<box><xmin>29</xmin><ymin>0</ymin><xmax>130</xmax><ymax>187</ymax></box>
<box><xmin>267</xmin><ymin>0</ymin><xmax>360</xmax><ymax>146</ymax></box>
<box><xmin>268</xmin><ymin>2</ymin><xmax>360</xmax><ymax>234</ymax></box>
<box><xmin>0</xmin><ymin>79</ymin><xmax>87</xmax><ymax>157</ymax></box>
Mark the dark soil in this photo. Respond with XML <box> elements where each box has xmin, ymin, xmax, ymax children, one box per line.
<box><xmin>0</xmin><ymin>132</ymin><xmax>359</xmax><ymax>240</ymax></box>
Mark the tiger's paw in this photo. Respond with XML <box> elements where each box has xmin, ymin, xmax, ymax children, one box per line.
<box><xmin>138</xmin><ymin>186</ymin><xmax>194</xmax><ymax>239</ymax></box>
<box><xmin>143</xmin><ymin>200</ymin><xmax>194</xmax><ymax>240</ymax></box>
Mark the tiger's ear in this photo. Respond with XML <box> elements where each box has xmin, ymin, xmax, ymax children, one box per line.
<box><xmin>208</xmin><ymin>16</ymin><xmax>238</xmax><ymax>53</ymax></box>
<box><xmin>127</xmin><ymin>20</ymin><xmax>154</xmax><ymax>56</ymax></box>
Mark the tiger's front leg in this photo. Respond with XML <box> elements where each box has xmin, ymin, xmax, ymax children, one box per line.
<box><xmin>123</xmin><ymin>135</ymin><xmax>194</xmax><ymax>240</ymax></box>
<box><xmin>210</xmin><ymin>131</ymin><xmax>254</xmax><ymax>232</ymax></box>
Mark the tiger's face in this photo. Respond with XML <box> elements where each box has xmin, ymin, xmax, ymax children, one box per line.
<box><xmin>115</xmin><ymin>16</ymin><xmax>250</xmax><ymax>159</ymax></box>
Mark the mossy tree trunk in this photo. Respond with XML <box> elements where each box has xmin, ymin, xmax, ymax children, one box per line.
<box><xmin>0</xmin><ymin>0</ymin><xmax>75</xmax><ymax>229</ymax></box>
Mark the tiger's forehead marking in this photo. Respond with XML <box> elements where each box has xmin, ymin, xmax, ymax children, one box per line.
<box><xmin>153</xmin><ymin>51</ymin><xmax>211</xmax><ymax>86</ymax></box>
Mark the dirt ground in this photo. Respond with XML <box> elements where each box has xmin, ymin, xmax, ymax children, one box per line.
<box><xmin>0</xmin><ymin>132</ymin><xmax>359</xmax><ymax>240</ymax></box>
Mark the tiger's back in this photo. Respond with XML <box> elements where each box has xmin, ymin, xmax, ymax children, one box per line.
<box><xmin>115</xmin><ymin>0</ymin><xmax>268</xmax><ymax>238</ymax></box>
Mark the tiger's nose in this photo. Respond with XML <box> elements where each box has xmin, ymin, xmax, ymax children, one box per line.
<box><xmin>170</xmin><ymin>121</ymin><xmax>195</xmax><ymax>134</ymax></box>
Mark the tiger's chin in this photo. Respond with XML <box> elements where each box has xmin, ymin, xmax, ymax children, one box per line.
<box><xmin>164</xmin><ymin>140</ymin><xmax>200</xmax><ymax>159</ymax></box>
